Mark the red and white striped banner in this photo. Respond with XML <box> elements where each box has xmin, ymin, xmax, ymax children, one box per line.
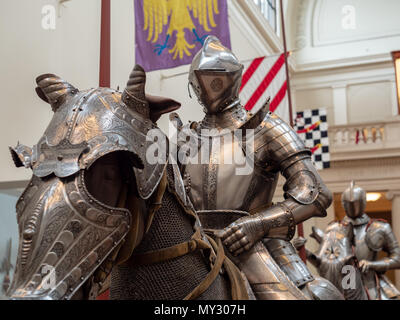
<box><xmin>239</xmin><ymin>53</ymin><xmax>290</xmax><ymax>124</ymax></box>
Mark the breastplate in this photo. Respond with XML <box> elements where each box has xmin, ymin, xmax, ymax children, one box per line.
<box><xmin>181</xmin><ymin>128</ymin><xmax>278</xmax><ymax>212</ymax></box>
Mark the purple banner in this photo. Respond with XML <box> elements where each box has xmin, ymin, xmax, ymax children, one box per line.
<box><xmin>134</xmin><ymin>0</ymin><xmax>231</xmax><ymax>72</ymax></box>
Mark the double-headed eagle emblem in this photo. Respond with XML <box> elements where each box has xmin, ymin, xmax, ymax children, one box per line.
<box><xmin>143</xmin><ymin>0</ymin><xmax>220</xmax><ymax>59</ymax></box>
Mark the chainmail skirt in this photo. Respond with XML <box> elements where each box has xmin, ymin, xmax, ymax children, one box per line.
<box><xmin>109</xmin><ymin>191</ymin><xmax>230</xmax><ymax>300</ymax></box>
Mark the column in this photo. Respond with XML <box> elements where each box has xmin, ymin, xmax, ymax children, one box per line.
<box><xmin>332</xmin><ymin>84</ymin><xmax>348</xmax><ymax>125</ymax></box>
<box><xmin>390</xmin><ymin>80</ymin><xmax>399</xmax><ymax>116</ymax></box>
<box><xmin>386</xmin><ymin>190</ymin><xmax>400</xmax><ymax>289</ymax></box>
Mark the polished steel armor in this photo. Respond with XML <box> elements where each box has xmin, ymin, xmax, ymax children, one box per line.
<box><xmin>294</xmin><ymin>223</ymin><xmax>368</xmax><ymax>300</ymax></box>
<box><xmin>342</xmin><ymin>182</ymin><xmax>400</xmax><ymax>299</ymax></box>
<box><xmin>188</xmin><ymin>36</ymin><xmax>243</xmax><ymax>114</ymax></box>
<box><xmin>8</xmin><ymin>75</ymin><xmax>147</xmax><ymax>299</ymax></box>
<box><xmin>296</xmin><ymin>182</ymin><xmax>400</xmax><ymax>300</ymax></box>
<box><xmin>341</xmin><ymin>181</ymin><xmax>366</xmax><ymax>219</ymax></box>
<box><xmin>8</xmin><ymin>66</ymin><xmax>249</xmax><ymax>300</ymax></box>
<box><xmin>7</xmin><ymin>71</ymin><xmax>171</xmax><ymax>299</ymax></box>
<box><xmin>175</xmin><ymin>36</ymin><xmax>342</xmax><ymax>300</ymax></box>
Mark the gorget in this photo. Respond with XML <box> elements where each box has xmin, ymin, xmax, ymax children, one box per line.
<box><xmin>343</xmin><ymin>214</ymin><xmax>370</xmax><ymax>227</ymax></box>
<box><xmin>197</xmin><ymin>104</ymin><xmax>249</xmax><ymax>131</ymax></box>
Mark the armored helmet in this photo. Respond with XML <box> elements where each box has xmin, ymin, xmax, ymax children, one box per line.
<box><xmin>341</xmin><ymin>181</ymin><xmax>366</xmax><ymax>219</ymax></box>
<box><xmin>188</xmin><ymin>36</ymin><xmax>243</xmax><ymax>114</ymax></box>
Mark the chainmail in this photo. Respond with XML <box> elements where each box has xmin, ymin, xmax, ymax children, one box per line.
<box><xmin>109</xmin><ymin>190</ymin><xmax>230</xmax><ymax>300</ymax></box>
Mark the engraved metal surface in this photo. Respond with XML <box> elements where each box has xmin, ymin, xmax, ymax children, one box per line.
<box><xmin>204</xmin><ymin>153</ymin><xmax>219</xmax><ymax>210</ymax></box>
<box><xmin>283</xmin><ymin>170</ymin><xmax>319</xmax><ymax>205</ymax></box>
<box><xmin>230</xmin><ymin>242</ymin><xmax>309</xmax><ymax>300</ymax></box>
<box><xmin>35</xmin><ymin>74</ymin><xmax>78</xmax><ymax>112</ymax></box>
<box><xmin>32</xmin><ymin>138</ymin><xmax>88</xmax><ymax>178</ymax></box>
<box><xmin>344</xmin><ymin>213</ymin><xmax>400</xmax><ymax>300</ymax></box>
<box><xmin>198</xmin><ymin>210</ymin><xmax>308</xmax><ymax>300</ymax></box>
<box><xmin>180</xmin><ymin>119</ymin><xmax>274</xmax><ymax>212</ymax></box>
<box><xmin>168</xmin><ymin>163</ymin><xmax>189</xmax><ymax>208</ymax></box>
<box><xmin>264</xmin><ymin>239</ymin><xmax>314</xmax><ymax>287</ymax></box>
<box><xmin>198</xmin><ymin>104</ymin><xmax>248</xmax><ymax>131</ymax></box>
<box><xmin>180</xmin><ymin>105</ymin><xmax>334</xmax><ymax>297</ymax></box>
<box><xmin>303</xmin><ymin>277</ymin><xmax>345</xmax><ymax>300</ymax></box>
<box><xmin>303</xmin><ymin>211</ymin><xmax>400</xmax><ymax>300</ymax></box>
<box><xmin>8</xmin><ymin>171</ymin><xmax>131</xmax><ymax>300</ymax></box>
<box><xmin>8</xmin><ymin>66</ymin><xmax>245</xmax><ymax>301</ymax></box>
<box><xmin>9</xmin><ymin>143</ymin><xmax>33</xmax><ymax>168</ymax></box>
<box><xmin>253</xmin><ymin>112</ymin><xmax>310</xmax><ymax>167</ymax></box>
<box><xmin>312</xmin><ymin>222</ymin><xmax>357</xmax><ymax>291</ymax></box>
<box><xmin>18</xmin><ymin>83</ymin><xmax>167</xmax><ymax>200</ymax></box>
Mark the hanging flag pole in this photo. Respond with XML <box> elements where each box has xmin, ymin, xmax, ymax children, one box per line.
<box><xmin>99</xmin><ymin>0</ymin><xmax>111</xmax><ymax>87</ymax></box>
<box><xmin>279</xmin><ymin>0</ymin><xmax>307</xmax><ymax>263</ymax></box>
<box><xmin>96</xmin><ymin>0</ymin><xmax>111</xmax><ymax>300</ymax></box>
<box><xmin>279</xmin><ymin>0</ymin><xmax>293</xmax><ymax>126</ymax></box>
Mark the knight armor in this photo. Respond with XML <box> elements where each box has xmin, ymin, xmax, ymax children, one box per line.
<box><xmin>8</xmin><ymin>75</ymin><xmax>141</xmax><ymax>299</ymax></box>
<box><xmin>8</xmin><ymin>66</ymin><xmax>249</xmax><ymax>300</ymax></box>
<box><xmin>174</xmin><ymin>36</ymin><xmax>342</xmax><ymax>300</ymax></box>
<box><xmin>294</xmin><ymin>223</ymin><xmax>369</xmax><ymax>300</ymax></box>
<box><xmin>341</xmin><ymin>182</ymin><xmax>400</xmax><ymax>300</ymax></box>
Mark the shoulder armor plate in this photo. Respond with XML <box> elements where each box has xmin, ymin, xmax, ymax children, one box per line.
<box><xmin>253</xmin><ymin>112</ymin><xmax>310</xmax><ymax>165</ymax></box>
<box><xmin>365</xmin><ymin>220</ymin><xmax>389</xmax><ymax>252</ymax></box>
<box><xmin>238</xmin><ymin>102</ymin><xmax>269</xmax><ymax>131</ymax></box>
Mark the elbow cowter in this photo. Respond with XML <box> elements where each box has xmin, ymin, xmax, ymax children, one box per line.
<box><xmin>316</xmin><ymin>181</ymin><xmax>333</xmax><ymax>211</ymax></box>
<box><xmin>254</xmin><ymin>154</ymin><xmax>333</xmax><ymax>242</ymax></box>
<box><xmin>282</xmin><ymin>155</ymin><xmax>332</xmax><ymax>217</ymax></box>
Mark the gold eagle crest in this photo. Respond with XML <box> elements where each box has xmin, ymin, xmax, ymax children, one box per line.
<box><xmin>143</xmin><ymin>0</ymin><xmax>220</xmax><ymax>59</ymax></box>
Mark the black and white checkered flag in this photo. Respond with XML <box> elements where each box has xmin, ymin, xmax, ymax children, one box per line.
<box><xmin>294</xmin><ymin>108</ymin><xmax>330</xmax><ymax>170</ymax></box>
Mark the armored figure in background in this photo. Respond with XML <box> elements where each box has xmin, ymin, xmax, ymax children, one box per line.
<box><xmin>293</xmin><ymin>223</ymin><xmax>369</xmax><ymax>300</ymax></box>
<box><xmin>341</xmin><ymin>182</ymin><xmax>400</xmax><ymax>299</ymax></box>
<box><xmin>295</xmin><ymin>181</ymin><xmax>400</xmax><ymax>300</ymax></box>
<box><xmin>172</xmin><ymin>36</ymin><xmax>343</xmax><ymax>300</ymax></box>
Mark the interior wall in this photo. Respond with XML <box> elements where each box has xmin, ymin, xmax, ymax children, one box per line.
<box><xmin>347</xmin><ymin>81</ymin><xmax>394</xmax><ymax>123</ymax></box>
<box><xmin>295</xmin><ymin>88</ymin><xmax>334</xmax><ymax>125</ymax></box>
<box><xmin>289</xmin><ymin>0</ymin><xmax>400</xmax><ymax>70</ymax></box>
<box><xmin>0</xmin><ymin>0</ymin><xmax>101</xmax><ymax>183</ymax></box>
<box><xmin>288</xmin><ymin>0</ymin><xmax>398</xmax><ymax>126</ymax></box>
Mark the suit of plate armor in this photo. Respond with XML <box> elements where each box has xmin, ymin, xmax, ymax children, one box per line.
<box><xmin>8</xmin><ymin>66</ymin><xmax>248</xmax><ymax>300</ymax></box>
<box><xmin>341</xmin><ymin>182</ymin><xmax>400</xmax><ymax>300</ymax></box>
<box><xmin>172</xmin><ymin>36</ymin><xmax>343</xmax><ymax>300</ymax></box>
